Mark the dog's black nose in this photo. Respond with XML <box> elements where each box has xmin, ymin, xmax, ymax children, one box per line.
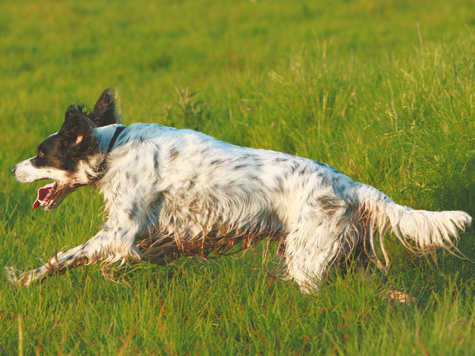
<box><xmin>11</xmin><ymin>165</ymin><xmax>17</xmax><ymax>173</ymax></box>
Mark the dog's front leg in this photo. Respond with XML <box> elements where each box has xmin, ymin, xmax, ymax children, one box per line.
<box><xmin>6</xmin><ymin>225</ymin><xmax>141</xmax><ymax>287</ymax></box>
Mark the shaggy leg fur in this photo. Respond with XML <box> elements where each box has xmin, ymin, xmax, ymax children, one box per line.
<box><xmin>282</xmin><ymin>183</ymin><xmax>471</xmax><ymax>293</ymax></box>
<box><xmin>6</xmin><ymin>227</ymin><xmax>142</xmax><ymax>287</ymax></box>
<box><xmin>283</xmin><ymin>215</ymin><xmax>355</xmax><ymax>293</ymax></box>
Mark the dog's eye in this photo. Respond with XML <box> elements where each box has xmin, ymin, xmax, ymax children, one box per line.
<box><xmin>38</xmin><ymin>151</ymin><xmax>45</xmax><ymax>158</ymax></box>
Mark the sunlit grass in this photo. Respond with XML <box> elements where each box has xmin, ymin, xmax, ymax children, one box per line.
<box><xmin>0</xmin><ymin>0</ymin><xmax>473</xmax><ymax>354</ymax></box>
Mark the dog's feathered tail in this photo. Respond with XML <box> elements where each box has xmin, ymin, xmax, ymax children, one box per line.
<box><xmin>353</xmin><ymin>184</ymin><xmax>472</xmax><ymax>268</ymax></box>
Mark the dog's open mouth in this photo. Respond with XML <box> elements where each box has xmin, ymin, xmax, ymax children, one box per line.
<box><xmin>33</xmin><ymin>182</ymin><xmax>78</xmax><ymax>210</ymax></box>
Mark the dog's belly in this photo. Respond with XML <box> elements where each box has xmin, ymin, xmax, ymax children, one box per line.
<box><xmin>136</xmin><ymin>201</ymin><xmax>287</xmax><ymax>261</ymax></box>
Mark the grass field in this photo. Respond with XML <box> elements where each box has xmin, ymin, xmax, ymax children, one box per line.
<box><xmin>0</xmin><ymin>0</ymin><xmax>474</xmax><ymax>354</ymax></box>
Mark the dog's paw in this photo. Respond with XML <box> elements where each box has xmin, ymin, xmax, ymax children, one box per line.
<box><xmin>5</xmin><ymin>266</ymin><xmax>40</xmax><ymax>287</ymax></box>
<box><xmin>5</xmin><ymin>266</ymin><xmax>24</xmax><ymax>286</ymax></box>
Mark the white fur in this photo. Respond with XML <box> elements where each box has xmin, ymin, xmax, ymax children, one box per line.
<box><xmin>13</xmin><ymin>158</ymin><xmax>70</xmax><ymax>184</ymax></box>
<box><xmin>8</xmin><ymin>123</ymin><xmax>472</xmax><ymax>291</ymax></box>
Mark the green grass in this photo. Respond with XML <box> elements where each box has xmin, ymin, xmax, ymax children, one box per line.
<box><xmin>0</xmin><ymin>0</ymin><xmax>474</xmax><ymax>354</ymax></box>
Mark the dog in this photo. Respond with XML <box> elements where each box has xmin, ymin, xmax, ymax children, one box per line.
<box><xmin>8</xmin><ymin>88</ymin><xmax>472</xmax><ymax>293</ymax></box>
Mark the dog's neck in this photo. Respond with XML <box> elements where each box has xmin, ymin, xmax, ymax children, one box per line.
<box><xmin>95</xmin><ymin>124</ymin><xmax>126</xmax><ymax>155</ymax></box>
<box><xmin>105</xmin><ymin>125</ymin><xmax>126</xmax><ymax>154</ymax></box>
<box><xmin>88</xmin><ymin>125</ymin><xmax>126</xmax><ymax>181</ymax></box>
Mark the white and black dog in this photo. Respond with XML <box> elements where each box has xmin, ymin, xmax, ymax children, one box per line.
<box><xmin>8</xmin><ymin>89</ymin><xmax>472</xmax><ymax>292</ymax></box>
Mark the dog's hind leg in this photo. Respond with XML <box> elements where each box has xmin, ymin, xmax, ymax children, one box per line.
<box><xmin>282</xmin><ymin>223</ymin><xmax>350</xmax><ymax>294</ymax></box>
<box><xmin>6</xmin><ymin>226</ymin><xmax>142</xmax><ymax>287</ymax></box>
<box><xmin>284</xmin><ymin>251</ymin><xmax>341</xmax><ymax>294</ymax></box>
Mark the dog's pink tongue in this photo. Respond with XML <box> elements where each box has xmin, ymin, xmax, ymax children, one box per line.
<box><xmin>33</xmin><ymin>183</ymin><xmax>55</xmax><ymax>210</ymax></box>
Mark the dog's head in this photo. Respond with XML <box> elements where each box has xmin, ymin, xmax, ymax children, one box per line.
<box><xmin>12</xmin><ymin>88</ymin><xmax>120</xmax><ymax>210</ymax></box>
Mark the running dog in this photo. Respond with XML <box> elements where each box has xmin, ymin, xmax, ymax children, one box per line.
<box><xmin>8</xmin><ymin>89</ymin><xmax>472</xmax><ymax>292</ymax></box>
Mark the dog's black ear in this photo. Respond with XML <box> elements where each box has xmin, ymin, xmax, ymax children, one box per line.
<box><xmin>57</xmin><ymin>105</ymin><xmax>97</xmax><ymax>152</ymax></box>
<box><xmin>88</xmin><ymin>88</ymin><xmax>121</xmax><ymax>127</ymax></box>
